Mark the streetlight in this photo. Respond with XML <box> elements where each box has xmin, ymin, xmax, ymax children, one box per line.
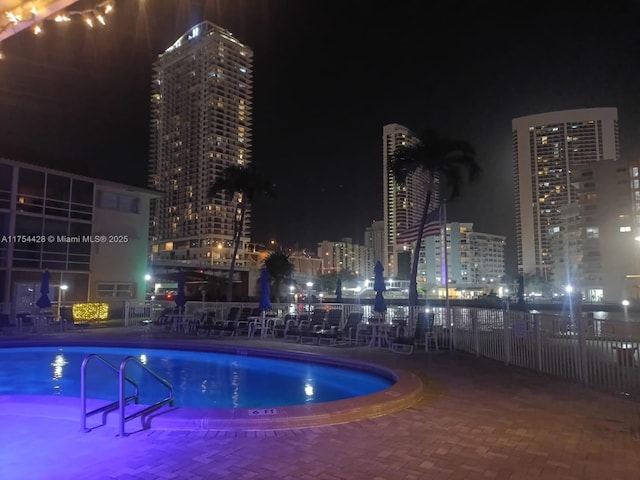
<box><xmin>306</xmin><ymin>281</ymin><xmax>313</xmax><ymax>313</ymax></box>
<box><xmin>622</xmin><ymin>299</ymin><xmax>630</xmax><ymax>320</ymax></box>
<box><xmin>57</xmin><ymin>284</ymin><xmax>68</xmax><ymax>321</ymax></box>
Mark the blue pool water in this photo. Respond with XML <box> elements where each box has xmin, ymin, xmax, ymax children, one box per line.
<box><xmin>0</xmin><ymin>346</ymin><xmax>393</xmax><ymax>408</ymax></box>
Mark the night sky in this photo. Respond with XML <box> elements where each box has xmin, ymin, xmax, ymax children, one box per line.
<box><xmin>2</xmin><ymin>0</ymin><xmax>640</xmax><ymax>275</ymax></box>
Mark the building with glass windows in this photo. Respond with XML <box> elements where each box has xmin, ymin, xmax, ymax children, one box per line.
<box><xmin>420</xmin><ymin>223</ymin><xmax>505</xmax><ymax>298</ymax></box>
<box><xmin>549</xmin><ymin>159</ymin><xmax>638</xmax><ymax>302</ymax></box>
<box><xmin>512</xmin><ymin>108</ymin><xmax>619</xmax><ymax>282</ymax></box>
<box><xmin>148</xmin><ymin>21</ymin><xmax>253</xmax><ymax>269</ymax></box>
<box><xmin>382</xmin><ymin>124</ymin><xmax>431</xmax><ymax>278</ymax></box>
<box><xmin>0</xmin><ymin>158</ymin><xmax>159</xmax><ymax>311</ymax></box>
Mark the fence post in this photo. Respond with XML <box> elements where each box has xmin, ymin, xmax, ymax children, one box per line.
<box><xmin>535</xmin><ymin>314</ymin><xmax>542</xmax><ymax>372</ymax></box>
<box><xmin>449</xmin><ymin>307</ymin><xmax>456</xmax><ymax>350</ymax></box>
<box><xmin>503</xmin><ymin>312</ymin><xmax>511</xmax><ymax>366</ymax></box>
<box><xmin>575</xmin><ymin>302</ymin><xmax>588</xmax><ymax>386</ymax></box>
<box><xmin>124</xmin><ymin>301</ymin><xmax>130</xmax><ymax>328</ymax></box>
<box><xmin>471</xmin><ymin>309</ymin><xmax>480</xmax><ymax>357</ymax></box>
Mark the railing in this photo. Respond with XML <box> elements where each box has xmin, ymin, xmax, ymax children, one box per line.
<box><xmin>118</xmin><ymin>356</ymin><xmax>174</xmax><ymax>437</ymax></box>
<box><xmin>80</xmin><ymin>354</ymin><xmax>140</xmax><ymax>433</ymax></box>
<box><xmin>80</xmin><ymin>353</ymin><xmax>174</xmax><ymax>437</ymax></box>
<box><xmin>448</xmin><ymin>308</ymin><xmax>640</xmax><ymax>401</ymax></box>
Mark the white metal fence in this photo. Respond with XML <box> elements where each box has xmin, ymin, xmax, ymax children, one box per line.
<box><xmin>122</xmin><ymin>301</ymin><xmax>640</xmax><ymax>400</ymax></box>
<box><xmin>447</xmin><ymin>307</ymin><xmax>640</xmax><ymax>401</ymax></box>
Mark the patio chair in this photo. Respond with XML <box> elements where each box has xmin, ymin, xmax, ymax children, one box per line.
<box><xmin>283</xmin><ymin>314</ymin><xmax>319</xmax><ymax>343</ymax></box>
<box><xmin>274</xmin><ymin>314</ymin><xmax>296</xmax><ymax>338</ymax></box>
<box><xmin>309</xmin><ymin>309</ymin><xmax>327</xmax><ymax>331</ymax></box>
<box><xmin>325</xmin><ymin>308</ymin><xmax>343</xmax><ymax>329</ymax></box>
<box><xmin>238</xmin><ymin>307</ymin><xmax>253</xmax><ymax>322</ymax></box>
<box><xmin>282</xmin><ymin>315</ymin><xmax>300</xmax><ymax>342</ymax></box>
<box><xmin>317</xmin><ymin>311</ymin><xmax>363</xmax><ymax>345</ymax></box>
<box><xmin>225</xmin><ymin>306</ymin><xmax>241</xmax><ymax>323</ymax></box>
<box><xmin>195</xmin><ymin>311</ymin><xmax>216</xmax><ymax>335</ymax></box>
<box><xmin>390</xmin><ymin>312</ymin><xmax>437</xmax><ymax>354</ymax></box>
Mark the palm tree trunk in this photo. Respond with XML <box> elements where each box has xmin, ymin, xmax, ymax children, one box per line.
<box><xmin>408</xmin><ymin>190</ymin><xmax>433</xmax><ymax>306</ymax></box>
<box><xmin>226</xmin><ymin>204</ymin><xmax>246</xmax><ymax>302</ymax></box>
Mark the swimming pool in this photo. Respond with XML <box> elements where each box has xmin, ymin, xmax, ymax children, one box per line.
<box><xmin>0</xmin><ymin>345</ymin><xmax>393</xmax><ymax>409</ymax></box>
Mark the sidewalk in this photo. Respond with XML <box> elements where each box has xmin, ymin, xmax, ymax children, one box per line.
<box><xmin>0</xmin><ymin>329</ymin><xmax>638</xmax><ymax>479</ymax></box>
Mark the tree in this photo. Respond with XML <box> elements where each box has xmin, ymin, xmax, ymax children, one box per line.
<box><xmin>209</xmin><ymin>164</ymin><xmax>276</xmax><ymax>302</ymax></box>
<box><xmin>389</xmin><ymin>128</ymin><xmax>480</xmax><ymax>306</ymax></box>
<box><xmin>264</xmin><ymin>251</ymin><xmax>294</xmax><ymax>302</ymax></box>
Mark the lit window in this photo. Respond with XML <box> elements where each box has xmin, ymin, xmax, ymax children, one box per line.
<box><xmin>586</xmin><ymin>227</ymin><xmax>599</xmax><ymax>238</ymax></box>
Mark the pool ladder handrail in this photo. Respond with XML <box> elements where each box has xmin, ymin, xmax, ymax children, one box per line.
<box><xmin>80</xmin><ymin>354</ymin><xmax>174</xmax><ymax>437</ymax></box>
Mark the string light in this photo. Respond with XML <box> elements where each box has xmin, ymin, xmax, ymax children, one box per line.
<box><xmin>0</xmin><ymin>1</ymin><xmax>116</xmax><ymax>56</ymax></box>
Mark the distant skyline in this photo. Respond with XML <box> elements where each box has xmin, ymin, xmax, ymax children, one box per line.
<box><xmin>2</xmin><ymin>1</ymin><xmax>640</xmax><ymax>275</ymax></box>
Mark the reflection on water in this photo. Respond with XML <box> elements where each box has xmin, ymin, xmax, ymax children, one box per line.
<box><xmin>230</xmin><ymin>361</ymin><xmax>240</xmax><ymax>409</ymax></box>
<box><xmin>51</xmin><ymin>354</ymin><xmax>67</xmax><ymax>380</ymax></box>
<box><xmin>304</xmin><ymin>383</ymin><xmax>314</xmax><ymax>400</ymax></box>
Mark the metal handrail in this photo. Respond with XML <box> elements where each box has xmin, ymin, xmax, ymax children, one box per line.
<box><xmin>80</xmin><ymin>354</ymin><xmax>140</xmax><ymax>432</ymax></box>
<box><xmin>118</xmin><ymin>355</ymin><xmax>174</xmax><ymax>437</ymax></box>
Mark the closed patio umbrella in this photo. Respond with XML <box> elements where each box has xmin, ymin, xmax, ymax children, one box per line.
<box><xmin>259</xmin><ymin>267</ymin><xmax>272</xmax><ymax>313</ymax></box>
<box><xmin>35</xmin><ymin>270</ymin><xmax>52</xmax><ymax>309</ymax></box>
<box><xmin>335</xmin><ymin>279</ymin><xmax>343</xmax><ymax>303</ymax></box>
<box><xmin>258</xmin><ymin>268</ymin><xmax>272</xmax><ymax>337</ymax></box>
<box><xmin>373</xmin><ymin>261</ymin><xmax>386</xmax><ymax>317</ymax></box>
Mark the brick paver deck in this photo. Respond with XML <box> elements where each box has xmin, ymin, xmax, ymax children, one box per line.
<box><xmin>1</xmin><ymin>328</ymin><xmax>638</xmax><ymax>479</ymax></box>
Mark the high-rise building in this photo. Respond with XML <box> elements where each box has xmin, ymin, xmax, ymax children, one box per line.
<box><xmin>148</xmin><ymin>22</ymin><xmax>253</xmax><ymax>267</ymax></box>
<box><xmin>421</xmin><ymin>223</ymin><xmax>505</xmax><ymax>296</ymax></box>
<box><xmin>550</xmin><ymin>160</ymin><xmax>638</xmax><ymax>302</ymax></box>
<box><xmin>364</xmin><ymin>219</ymin><xmax>385</xmax><ymax>267</ymax></box>
<box><xmin>317</xmin><ymin>238</ymin><xmax>373</xmax><ymax>278</ymax></box>
<box><xmin>512</xmin><ymin>108</ymin><xmax>619</xmax><ymax>282</ymax></box>
<box><xmin>382</xmin><ymin>124</ymin><xmax>429</xmax><ymax>278</ymax></box>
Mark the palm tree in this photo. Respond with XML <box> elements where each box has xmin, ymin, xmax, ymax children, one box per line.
<box><xmin>389</xmin><ymin>128</ymin><xmax>480</xmax><ymax>306</ymax></box>
<box><xmin>209</xmin><ymin>164</ymin><xmax>276</xmax><ymax>302</ymax></box>
<box><xmin>264</xmin><ymin>251</ymin><xmax>295</xmax><ymax>302</ymax></box>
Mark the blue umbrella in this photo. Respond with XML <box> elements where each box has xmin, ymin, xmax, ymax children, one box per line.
<box><xmin>35</xmin><ymin>270</ymin><xmax>52</xmax><ymax>309</ymax></box>
<box><xmin>259</xmin><ymin>268</ymin><xmax>272</xmax><ymax>312</ymax></box>
<box><xmin>373</xmin><ymin>261</ymin><xmax>386</xmax><ymax>314</ymax></box>
<box><xmin>335</xmin><ymin>279</ymin><xmax>343</xmax><ymax>303</ymax></box>
<box><xmin>175</xmin><ymin>270</ymin><xmax>187</xmax><ymax>312</ymax></box>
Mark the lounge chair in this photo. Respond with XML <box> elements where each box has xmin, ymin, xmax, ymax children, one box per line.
<box><xmin>309</xmin><ymin>309</ymin><xmax>327</xmax><ymax>330</ymax></box>
<box><xmin>283</xmin><ymin>314</ymin><xmax>320</xmax><ymax>343</ymax></box>
<box><xmin>282</xmin><ymin>315</ymin><xmax>298</xmax><ymax>341</ymax></box>
<box><xmin>390</xmin><ymin>312</ymin><xmax>437</xmax><ymax>354</ymax></box>
<box><xmin>317</xmin><ymin>311</ymin><xmax>363</xmax><ymax>345</ymax></box>
<box><xmin>325</xmin><ymin>309</ymin><xmax>343</xmax><ymax>329</ymax></box>
<box><xmin>274</xmin><ymin>314</ymin><xmax>296</xmax><ymax>338</ymax></box>
<box><xmin>194</xmin><ymin>311</ymin><xmax>216</xmax><ymax>335</ymax></box>
<box><xmin>298</xmin><ymin>309</ymin><xmax>326</xmax><ymax>344</ymax></box>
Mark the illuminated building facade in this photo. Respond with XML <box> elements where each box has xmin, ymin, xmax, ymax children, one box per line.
<box><xmin>512</xmin><ymin>108</ymin><xmax>619</xmax><ymax>282</ymax></box>
<box><xmin>549</xmin><ymin>160</ymin><xmax>638</xmax><ymax>302</ymax></box>
<box><xmin>0</xmin><ymin>157</ymin><xmax>157</xmax><ymax>309</ymax></box>
<box><xmin>421</xmin><ymin>223</ymin><xmax>505</xmax><ymax>296</ymax></box>
<box><xmin>382</xmin><ymin>123</ymin><xmax>429</xmax><ymax>278</ymax></box>
<box><xmin>149</xmin><ymin>21</ymin><xmax>253</xmax><ymax>268</ymax></box>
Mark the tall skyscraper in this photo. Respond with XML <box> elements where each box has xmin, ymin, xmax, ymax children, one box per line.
<box><xmin>512</xmin><ymin>108</ymin><xmax>619</xmax><ymax>281</ymax></box>
<box><xmin>382</xmin><ymin>124</ymin><xmax>427</xmax><ymax>277</ymax></box>
<box><xmin>148</xmin><ymin>22</ymin><xmax>253</xmax><ymax>267</ymax></box>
